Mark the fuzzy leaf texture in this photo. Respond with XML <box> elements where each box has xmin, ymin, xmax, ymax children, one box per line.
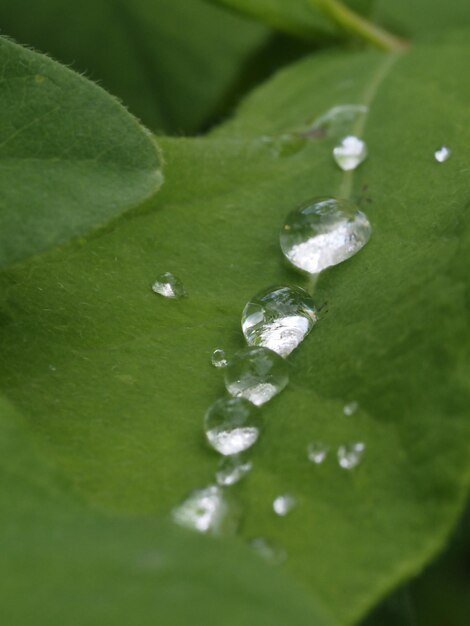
<box><xmin>0</xmin><ymin>36</ymin><xmax>162</xmax><ymax>268</ymax></box>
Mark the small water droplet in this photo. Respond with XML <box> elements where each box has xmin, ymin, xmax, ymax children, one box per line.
<box><xmin>280</xmin><ymin>197</ymin><xmax>371</xmax><ymax>275</ymax></box>
<box><xmin>343</xmin><ymin>401</ymin><xmax>359</xmax><ymax>416</ymax></box>
<box><xmin>152</xmin><ymin>272</ymin><xmax>186</xmax><ymax>298</ymax></box>
<box><xmin>333</xmin><ymin>135</ymin><xmax>367</xmax><ymax>171</ymax></box>
<box><xmin>241</xmin><ymin>285</ymin><xmax>317</xmax><ymax>358</ymax></box>
<box><xmin>172</xmin><ymin>485</ymin><xmax>238</xmax><ymax>535</ymax></box>
<box><xmin>307</xmin><ymin>441</ymin><xmax>329</xmax><ymax>464</ymax></box>
<box><xmin>204</xmin><ymin>397</ymin><xmax>261</xmax><ymax>456</ymax></box>
<box><xmin>211</xmin><ymin>348</ymin><xmax>228</xmax><ymax>368</ymax></box>
<box><xmin>434</xmin><ymin>146</ymin><xmax>451</xmax><ymax>163</ymax></box>
<box><xmin>224</xmin><ymin>346</ymin><xmax>288</xmax><ymax>406</ymax></box>
<box><xmin>337</xmin><ymin>442</ymin><xmax>365</xmax><ymax>470</ymax></box>
<box><xmin>216</xmin><ymin>452</ymin><xmax>253</xmax><ymax>486</ymax></box>
<box><xmin>273</xmin><ymin>494</ymin><xmax>297</xmax><ymax>516</ymax></box>
<box><xmin>249</xmin><ymin>537</ymin><xmax>287</xmax><ymax>565</ymax></box>
<box><xmin>306</xmin><ymin>104</ymin><xmax>368</xmax><ymax>138</ymax></box>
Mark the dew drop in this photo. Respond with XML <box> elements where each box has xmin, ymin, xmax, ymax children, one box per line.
<box><xmin>273</xmin><ymin>494</ymin><xmax>297</xmax><ymax>516</ymax></box>
<box><xmin>215</xmin><ymin>452</ymin><xmax>253</xmax><ymax>486</ymax></box>
<box><xmin>249</xmin><ymin>537</ymin><xmax>287</xmax><ymax>565</ymax></box>
<box><xmin>172</xmin><ymin>485</ymin><xmax>238</xmax><ymax>535</ymax></box>
<box><xmin>211</xmin><ymin>348</ymin><xmax>228</xmax><ymax>368</ymax></box>
<box><xmin>333</xmin><ymin>135</ymin><xmax>367</xmax><ymax>171</ymax></box>
<box><xmin>241</xmin><ymin>285</ymin><xmax>317</xmax><ymax>358</ymax></box>
<box><xmin>204</xmin><ymin>397</ymin><xmax>261</xmax><ymax>456</ymax></box>
<box><xmin>152</xmin><ymin>272</ymin><xmax>186</xmax><ymax>298</ymax></box>
<box><xmin>307</xmin><ymin>441</ymin><xmax>329</xmax><ymax>464</ymax></box>
<box><xmin>343</xmin><ymin>401</ymin><xmax>359</xmax><ymax>416</ymax></box>
<box><xmin>224</xmin><ymin>346</ymin><xmax>288</xmax><ymax>406</ymax></box>
<box><xmin>434</xmin><ymin>146</ymin><xmax>451</xmax><ymax>163</ymax></box>
<box><xmin>337</xmin><ymin>442</ymin><xmax>365</xmax><ymax>470</ymax></box>
<box><xmin>280</xmin><ymin>197</ymin><xmax>371</xmax><ymax>275</ymax></box>
<box><xmin>307</xmin><ymin>104</ymin><xmax>368</xmax><ymax>138</ymax></box>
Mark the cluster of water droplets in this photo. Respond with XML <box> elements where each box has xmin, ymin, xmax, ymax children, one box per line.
<box><xmin>153</xmin><ymin>102</ymin><xmax>453</xmax><ymax>554</ymax></box>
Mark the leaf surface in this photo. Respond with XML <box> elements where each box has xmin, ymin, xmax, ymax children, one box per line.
<box><xmin>0</xmin><ymin>36</ymin><xmax>162</xmax><ymax>269</ymax></box>
<box><xmin>1</xmin><ymin>32</ymin><xmax>470</xmax><ymax>625</ymax></box>
<box><xmin>0</xmin><ymin>394</ymin><xmax>334</xmax><ymax>626</ymax></box>
<box><xmin>0</xmin><ymin>0</ymin><xmax>270</xmax><ymax>134</ymax></box>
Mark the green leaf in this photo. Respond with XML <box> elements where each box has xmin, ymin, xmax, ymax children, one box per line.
<box><xmin>208</xmin><ymin>0</ymin><xmax>374</xmax><ymax>41</ymax></box>
<box><xmin>0</xmin><ymin>36</ymin><xmax>162</xmax><ymax>269</ymax></box>
<box><xmin>0</xmin><ymin>0</ymin><xmax>270</xmax><ymax>134</ymax></box>
<box><xmin>0</xmin><ymin>395</ymin><xmax>334</xmax><ymax>626</ymax></box>
<box><xmin>2</xmin><ymin>32</ymin><xmax>470</xmax><ymax>625</ymax></box>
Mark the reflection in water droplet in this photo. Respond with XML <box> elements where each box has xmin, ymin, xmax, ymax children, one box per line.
<box><xmin>241</xmin><ymin>286</ymin><xmax>317</xmax><ymax>358</ymax></box>
<box><xmin>216</xmin><ymin>452</ymin><xmax>253</xmax><ymax>486</ymax></box>
<box><xmin>224</xmin><ymin>346</ymin><xmax>288</xmax><ymax>406</ymax></box>
<box><xmin>249</xmin><ymin>537</ymin><xmax>287</xmax><ymax>565</ymax></box>
<box><xmin>307</xmin><ymin>441</ymin><xmax>329</xmax><ymax>464</ymax></box>
<box><xmin>273</xmin><ymin>494</ymin><xmax>297</xmax><ymax>516</ymax></box>
<box><xmin>434</xmin><ymin>146</ymin><xmax>451</xmax><ymax>163</ymax></box>
<box><xmin>280</xmin><ymin>197</ymin><xmax>371</xmax><ymax>275</ymax></box>
<box><xmin>343</xmin><ymin>401</ymin><xmax>359</xmax><ymax>416</ymax></box>
<box><xmin>152</xmin><ymin>272</ymin><xmax>186</xmax><ymax>298</ymax></box>
<box><xmin>172</xmin><ymin>485</ymin><xmax>238</xmax><ymax>535</ymax></box>
<box><xmin>337</xmin><ymin>442</ymin><xmax>365</xmax><ymax>469</ymax></box>
<box><xmin>204</xmin><ymin>397</ymin><xmax>261</xmax><ymax>456</ymax></box>
<box><xmin>211</xmin><ymin>348</ymin><xmax>228</xmax><ymax>368</ymax></box>
<box><xmin>333</xmin><ymin>135</ymin><xmax>367</xmax><ymax>171</ymax></box>
<box><xmin>307</xmin><ymin>104</ymin><xmax>368</xmax><ymax>138</ymax></box>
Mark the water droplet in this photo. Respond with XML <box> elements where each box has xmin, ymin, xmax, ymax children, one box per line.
<box><xmin>249</xmin><ymin>537</ymin><xmax>287</xmax><ymax>565</ymax></box>
<box><xmin>152</xmin><ymin>272</ymin><xmax>186</xmax><ymax>298</ymax></box>
<box><xmin>273</xmin><ymin>494</ymin><xmax>297</xmax><ymax>516</ymax></box>
<box><xmin>280</xmin><ymin>197</ymin><xmax>371</xmax><ymax>274</ymax></box>
<box><xmin>241</xmin><ymin>285</ymin><xmax>317</xmax><ymax>358</ymax></box>
<box><xmin>204</xmin><ymin>397</ymin><xmax>261</xmax><ymax>456</ymax></box>
<box><xmin>333</xmin><ymin>135</ymin><xmax>367</xmax><ymax>171</ymax></box>
<box><xmin>172</xmin><ymin>485</ymin><xmax>238</xmax><ymax>535</ymax></box>
<box><xmin>306</xmin><ymin>104</ymin><xmax>368</xmax><ymax>138</ymax></box>
<box><xmin>343</xmin><ymin>401</ymin><xmax>359</xmax><ymax>416</ymax></box>
<box><xmin>215</xmin><ymin>452</ymin><xmax>253</xmax><ymax>486</ymax></box>
<box><xmin>224</xmin><ymin>346</ymin><xmax>288</xmax><ymax>406</ymax></box>
<box><xmin>211</xmin><ymin>348</ymin><xmax>228</xmax><ymax>368</ymax></box>
<box><xmin>434</xmin><ymin>146</ymin><xmax>451</xmax><ymax>163</ymax></box>
<box><xmin>307</xmin><ymin>441</ymin><xmax>329</xmax><ymax>464</ymax></box>
<box><xmin>337</xmin><ymin>442</ymin><xmax>365</xmax><ymax>470</ymax></box>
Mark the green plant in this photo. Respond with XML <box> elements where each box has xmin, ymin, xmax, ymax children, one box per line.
<box><xmin>0</xmin><ymin>1</ymin><xmax>469</xmax><ymax>624</ymax></box>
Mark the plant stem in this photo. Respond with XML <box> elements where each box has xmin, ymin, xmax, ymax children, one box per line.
<box><xmin>312</xmin><ymin>0</ymin><xmax>408</xmax><ymax>51</ymax></box>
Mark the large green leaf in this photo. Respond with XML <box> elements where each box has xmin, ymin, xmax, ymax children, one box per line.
<box><xmin>1</xmin><ymin>30</ymin><xmax>470</xmax><ymax>625</ymax></box>
<box><xmin>0</xmin><ymin>36</ymin><xmax>162</xmax><ymax>269</ymax></box>
<box><xmin>0</xmin><ymin>394</ymin><xmax>334</xmax><ymax>626</ymax></box>
<box><xmin>0</xmin><ymin>0</ymin><xmax>270</xmax><ymax>134</ymax></box>
<box><xmin>209</xmin><ymin>0</ymin><xmax>374</xmax><ymax>41</ymax></box>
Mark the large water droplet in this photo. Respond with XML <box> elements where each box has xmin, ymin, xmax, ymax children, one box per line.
<box><xmin>280</xmin><ymin>197</ymin><xmax>371</xmax><ymax>274</ymax></box>
<box><xmin>307</xmin><ymin>441</ymin><xmax>329</xmax><ymax>464</ymax></box>
<box><xmin>172</xmin><ymin>485</ymin><xmax>238</xmax><ymax>535</ymax></box>
<box><xmin>249</xmin><ymin>537</ymin><xmax>287</xmax><ymax>565</ymax></box>
<box><xmin>241</xmin><ymin>285</ymin><xmax>317</xmax><ymax>358</ymax></box>
<box><xmin>307</xmin><ymin>104</ymin><xmax>368</xmax><ymax>138</ymax></box>
<box><xmin>224</xmin><ymin>346</ymin><xmax>288</xmax><ymax>406</ymax></box>
<box><xmin>333</xmin><ymin>135</ymin><xmax>367</xmax><ymax>171</ymax></box>
<box><xmin>204</xmin><ymin>397</ymin><xmax>261</xmax><ymax>456</ymax></box>
<box><xmin>152</xmin><ymin>272</ymin><xmax>186</xmax><ymax>298</ymax></box>
<box><xmin>343</xmin><ymin>401</ymin><xmax>359</xmax><ymax>416</ymax></box>
<box><xmin>211</xmin><ymin>348</ymin><xmax>228</xmax><ymax>368</ymax></box>
<box><xmin>216</xmin><ymin>452</ymin><xmax>253</xmax><ymax>486</ymax></box>
<box><xmin>273</xmin><ymin>494</ymin><xmax>297</xmax><ymax>516</ymax></box>
<box><xmin>337</xmin><ymin>442</ymin><xmax>365</xmax><ymax>470</ymax></box>
<box><xmin>434</xmin><ymin>146</ymin><xmax>451</xmax><ymax>163</ymax></box>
